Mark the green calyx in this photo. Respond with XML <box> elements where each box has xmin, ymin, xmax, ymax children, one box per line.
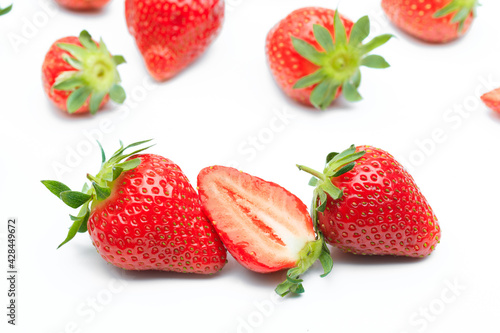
<box><xmin>0</xmin><ymin>4</ymin><xmax>12</xmax><ymax>16</ymax></box>
<box><xmin>53</xmin><ymin>30</ymin><xmax>127</xmax><ymax>114</ymax></box>
<box><xmin>275</xmin><ymin>237</ymin><xmax>333</xmax><ymax>297</ymax></box>
<box><xmin>297</xmin><ymin>145</ymin><xmax>365</xmax><ymax>216</ymax></box>
<box><xmin>433</xmin><ymin>0</ymin><xmax>479</xmax><ymax>32</ymax></box>
<box><xmin>41</xmin><ymin>140</ymin><xmax>153</xmax><ymax>248</ymax></box>
<box><xmin>291</xmin><ymin>11</ymin><xmax>393</xmax><ymax>110</ymax></box>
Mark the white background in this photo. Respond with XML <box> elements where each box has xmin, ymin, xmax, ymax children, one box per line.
<box><xmin>1</xmin><ymin>0</ymin><xmax>500</xmax><ymax>332</ymax></box>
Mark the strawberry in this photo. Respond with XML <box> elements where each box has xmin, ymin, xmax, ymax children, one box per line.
<box><xmin>125</xmin><ymin>0</ymin><xmax>224</xmax><ymax>81</ymax></box>
<box><xmin>197</xmin><ymin>166</ymin><xmax>333</xmax><ymax>296</ymax></box>
<box><xmin>55</xmin><ymin>0</ymin><xmax>110</xmax><ymax>10</ymax></box>
<box><xmin>266</xmin><ymin>7</ymin><xmax>392</xmax><ymax>110</ymax></box>
<box><xmin>0</xmin><ymin>4</ymin><xmax>12</xmax><ymax>16</ymax></box>
<box><xmin>297</xmin><ymin>145</ymin><xmax>441</xmax><ymax>258</ymax></box>
<box><xmin>42</xmin><ymin>140</ymin><xmax>227</xmax><ymax>274</ymax></box>
<box><xmin>481</xmin><ymin>88</ymin><xmax>500</xmax><ymax>113</ymax></box>
<box><xmin>42</xmin><ymin>30</ymin><xmax>126</xmax><ymax>115</ymax></box>
<box><xmin>382</xmin><ymin>0</ymin><xmax>478</xmax><ymax>43</ymax></box>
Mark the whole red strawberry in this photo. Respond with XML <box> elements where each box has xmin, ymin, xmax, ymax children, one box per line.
<box><xmin>125</xmin><ymin>0</ymin><xmax>224</xmax><ymax>81</ymax></box>
<box><xmin>481</xmin><ymin>88</ymin><xmax>500</xmax><ymax>114</ymax></box>
<box><xmin>382</xmin><ymin>0</ymin><xmax>478</xmax><ymax>43</ymax></box>
<box><xmin>198</xmin><ymin>166</ymin><xmax>332</xmax><ymax>296</ymax></box>
<box><xmin>42</xmin><ymin>30</ymin><xmax>126</xmax><ymax>115</ymax></box>
<box><xmin>298</xmin><ymin>145</ymin><xmax>441</xmax><ymax>258</ymax></box>
<box><xmin>55</xmin><ymin>0</ymin><xmax>110</xmax><ymax>10</ymax></box>
<box><xmin>42</xmin><ymin>140</ymin><xmax>227</xmax><ymax>274</ymax></box>
<box><xmin>266</xmin><ymin>7</ymin><xmax>392</xmax><ymax>110</ymax></box>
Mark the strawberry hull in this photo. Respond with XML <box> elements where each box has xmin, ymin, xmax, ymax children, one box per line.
<box><xmin>266</xmin><ymin>7</ymin><xmax>392</xmax><ymax>109</ymax></box>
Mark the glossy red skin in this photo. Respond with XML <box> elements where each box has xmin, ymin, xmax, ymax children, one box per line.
<box><xmin>382</xmin><ymin>0</ymin><xmax>474</xmax><ymax>43</ymax></box>
<box><xmin>318</xmin><ymin>146</ymin><xmax>441</xmax><ymax>257</ymax></box>
<box><xmin>87</xmin><ymin>154</ymin><xmax>227</xmax><ymax>274</ymax></box>
<box><xmin>125</xmin><ymin>0</ymin><xmax>225</xmax><ymax>81</ymax></box>
<box><xmin>41</xmin><ymin>37</ymin><xmax>109</xmax><ymax>114</ymax></box>
<box><xmin>266</xmin><ymin>8</ymin><xmax>353</xmax><ymax>107</ymax></box>
<box><xmin>55</xmin><ymin>0</ymin><xmax>111</xmax><ymax>10</ymax></box>
<box><xmin>198</xmin><ymin>166</ymin><xmax>315</xmax><ymax>273</ymax></box>
<box><xmin>481</xmin><ymin>88</ymin><xmax>500</xmax><ymax>113</ymax></box>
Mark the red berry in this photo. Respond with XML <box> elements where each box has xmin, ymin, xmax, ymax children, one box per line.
<box><xmin>298</xmin><ymin>145</ymin><xmax>441</xmax><ymax>258</ymax></box>
<box><xmin>125</xmin><ymin>0</ymin><xmax>224</xmax><ymax>81</ymax></box>
<box><xmin>42</xmin><ymin>141</ymin><xmax>227</xmax><ymax>274</ymax></box>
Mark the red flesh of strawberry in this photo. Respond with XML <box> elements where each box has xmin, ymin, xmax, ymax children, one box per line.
<box><xmin>198</xmin><ymin>166</ymin><xmax>316</xmax><ymax>273</ymax></box>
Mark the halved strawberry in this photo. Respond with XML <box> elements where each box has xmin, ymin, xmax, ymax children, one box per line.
<box><xmin>198</xmin><ymin>166</ymin><xmax>332</xmax><ymax>296</ymax></box>
<box><xmin>481</xmin><ymin>88</ymin><xmax>500</xmax><ymax>113</ymax></box>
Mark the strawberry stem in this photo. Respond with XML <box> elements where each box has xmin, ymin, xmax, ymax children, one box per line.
<box><xmin>275</xmin><ymin>237</ymin><xmax>331</xmax><ymax>296</ymax></box>
<box><xmin>296</xmin><ymin>165</ymin><xmax>325</xmax><ymax>181</ymax></box>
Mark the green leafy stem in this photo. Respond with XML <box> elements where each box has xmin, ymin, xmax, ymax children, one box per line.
<box><xmin>0</xmin><ymin>4</ymin><xmax>12</xmax><ymax>16</ymax></box>
<box><xmin>41</xmin><ymin>140</ymin><xmax>153</xmax><ymax>248</ymax></box>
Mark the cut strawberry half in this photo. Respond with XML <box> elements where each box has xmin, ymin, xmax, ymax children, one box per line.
<box><xmin>197</xmin><ymin>166</ymin><xmax>333</xmax><ymax>296</ymax></box>
<box><xmin>481</xmin><ymin>88</ymin><xmax>500</xmax><ymax>113</ymax></box>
